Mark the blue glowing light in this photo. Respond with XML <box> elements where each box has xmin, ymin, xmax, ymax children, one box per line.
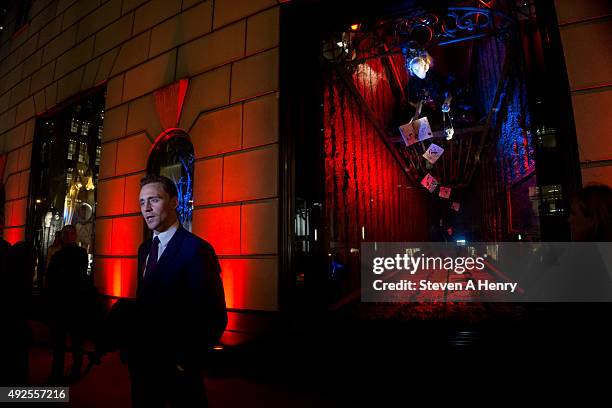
<box><xmin>176</xmin><ymin>155</ymin><xmax>194</xmax><ymax>226</ymax></box>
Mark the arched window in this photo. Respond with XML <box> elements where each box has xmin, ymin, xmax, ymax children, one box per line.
<box><xmin>147</xmin><ymin>130</ymin><xmax>195</xmax><ymax>231</ymax></box>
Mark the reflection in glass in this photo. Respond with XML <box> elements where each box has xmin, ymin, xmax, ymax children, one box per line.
<box><xmin>28</xmin><ymin>88</ymin><xmax>105</xmax><ymax>287</ymax></box>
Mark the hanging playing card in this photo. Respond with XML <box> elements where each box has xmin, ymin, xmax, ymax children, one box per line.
<box><xmin>399</xmin><ymin>117</ymin><xmax>433</xmax><ymax>146</ymax></box>
<box><xmin>422</xmin><ymin>143</ymin><xmax>444</xmax><ymax>164</ymax></box>
<box><xmin>439</xmin><ymin>186</ymin><xmax>451</xmax><ymax>199</ymax></box>
<box><xmin>421</xmin><ymin>173</ymin><xmax>438</xmax><ymax>193</ymax></box>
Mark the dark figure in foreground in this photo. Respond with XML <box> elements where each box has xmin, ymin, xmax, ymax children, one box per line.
<box><xmin>47</xmin><ymin>224</ymin><xmax>89</xmax><ymax>383</ymax></box>
<box><xmin>0</xmin><ymin>213</ymin><xmax>10</xmax><ymax>273</ymax></box>
<box><xmin>0</xmin><ymin>214</ymin><xmax>9</xmax><ymax>254</ymax></box>
<box><xmin>526</xmin><ymin>184</ymin><xmax>612</xmax><ymax>301</ymax></box>
<box><xmin>569</xmin><ymin>184</ymin><xmax>612</xmax><ymax>241</ymax></box>
<box><xmin>128</xmin><ymin>174</ymin><xmax>227</xmax><ymax>407</ymax></box>
<box><xmin>0</xmin><ymin>241</ymin><xmax>35</xmax><ymax>385</ymax></box>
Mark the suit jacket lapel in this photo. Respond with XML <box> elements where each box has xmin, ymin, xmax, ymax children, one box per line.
<box><xmin>139</xmin><ymin>239</ymin><xmax>152</xmax><ymax>285</ymax></box>
<box><xmin>156</xmin><ymin>225</ymin><xmax>186</xmax><ymax>271</ymax></box>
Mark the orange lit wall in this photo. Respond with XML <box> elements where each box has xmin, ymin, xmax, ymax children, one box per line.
<box><xmin>188</xmin><ymin>90</ymin><xmax>279</xmax><ymax>312</ymax></box>
<box><xmin>554</xmin><ymin>0</ymin><xmax>612</xmax><ymax>186</ymax></box>
<box><xmin>0</xmin><ymin>0</ymin><xmax>280</xmax><ymax>318</ymax></box>
<box><xmin>94</xmin><ymin>2</ymin><xmax>281</xmax><ymax>313</ymax></box>
<box><xmin>94</xmin><ymin>134</ymin><xmax>150</xmax><ymax>298</ymax></box>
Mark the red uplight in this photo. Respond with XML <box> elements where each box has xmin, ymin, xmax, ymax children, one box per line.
<box><xmin>3</xmin><ymin>227</ymin><xmax>25</xmax><ymax>245</ymax></box>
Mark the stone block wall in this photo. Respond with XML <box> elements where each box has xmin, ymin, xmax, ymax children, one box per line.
<box><xmin>554</xmin><ymin>0</ymin><xmax>612</xmax><ymax>186</ymax></box>
<box><xmin>0</xmin><ymin>0</ymin><xmax>281</xmax><ymax>313</ymax></box>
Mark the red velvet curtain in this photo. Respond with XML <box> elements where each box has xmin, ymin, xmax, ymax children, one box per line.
<box><xmin>323</xmin><ymin>57</ymin><xmax>430</xmax><ymax>293</ymax></box>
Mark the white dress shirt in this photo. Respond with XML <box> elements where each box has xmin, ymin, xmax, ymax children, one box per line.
<box><xmin>152</xmin><ymin>220</ymin><xmax>180</xmax><ymax>261</ymax></box>
<box><xmin>144</xmin><ymin>220</ymin><xmax>180</xmax><ymax>275</ymax></box>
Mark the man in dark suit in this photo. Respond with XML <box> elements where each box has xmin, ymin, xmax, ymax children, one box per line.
<box><xmin>130</xmin><ymin>174</ymin><xmax>227</xmax><ymax>407</ymax></box>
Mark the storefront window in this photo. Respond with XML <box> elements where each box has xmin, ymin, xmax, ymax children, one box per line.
<box><xmin>28</xmin><ymin>87</ymin><xmax>105</xmax><ymax>287</ymax></box>
<box><xmin>286</xmin><ymin>1</ymin><xmax>548</xmax><ymax>306</ymax></box>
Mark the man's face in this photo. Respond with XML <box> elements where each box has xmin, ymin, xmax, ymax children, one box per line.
<box><xmin>139</xmin><ymin>182</ymin><xmax>178</xmax><ymax>233</ymax></box>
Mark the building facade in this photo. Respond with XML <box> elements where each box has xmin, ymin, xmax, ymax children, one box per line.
<box><xmin>0</xmin><ymin>0</ymin><xmax>282</xmax><ymax>338</ymax></box>
<box><xmin>0</xmin><ymin>0</ymin><xmax>610</xmax><ymax>336</ymax></box>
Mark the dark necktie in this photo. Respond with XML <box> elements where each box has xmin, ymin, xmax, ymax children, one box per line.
<box><xmin>144</xmin><ymin>236</ymin><xmax>160</xmax><ymax>278</ymax></box>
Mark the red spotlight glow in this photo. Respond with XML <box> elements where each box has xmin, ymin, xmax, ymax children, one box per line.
<box><xmin>3</xmin><ymin>227</ymin><xmax>25</xmax><ymax>245</ymax></box>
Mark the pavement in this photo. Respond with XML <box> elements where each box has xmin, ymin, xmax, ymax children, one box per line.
<box><xmin>26</xmin><ymin>345</ymin><xmax>336</xmax><ymax>407</ymax></box>
<box><xmin>24</xmin><ymin>321</ymin><xmax>338</xmax><ymax>408</ymax></box>
<box><xmin>13</xmin><ymin>302</ymin><xmax>612</xmax><ymax>406</ymax></box>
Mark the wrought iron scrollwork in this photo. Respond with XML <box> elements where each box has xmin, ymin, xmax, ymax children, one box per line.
<box><xmin>322</xmin><ymin>6</ymin><xmax>515</xmax><ymax>65</ymax></box>
<box><xmin>435</xmin><ymin>7</ymin><xmax>514</xmax><ymax>45</ymax></box>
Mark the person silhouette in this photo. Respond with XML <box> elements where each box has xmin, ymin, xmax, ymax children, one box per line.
<box><xmin>569</xmin><ymin>184</ymin><xmax>612</xmax><ymax>242</ymax></box>
<box><xmin>525</xmin><ymin>185</ymin><xmax>612</xmax><ymax>301</ymax></box>
<box><xmin>47</xmin><ymin>225</ymin><xmax>89</xmax><ymax>383</ymax></box>
<box><xmin>0</xmin><ymin>241</ymin><xmax>35</xmax><ymax>385</ymax></box>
